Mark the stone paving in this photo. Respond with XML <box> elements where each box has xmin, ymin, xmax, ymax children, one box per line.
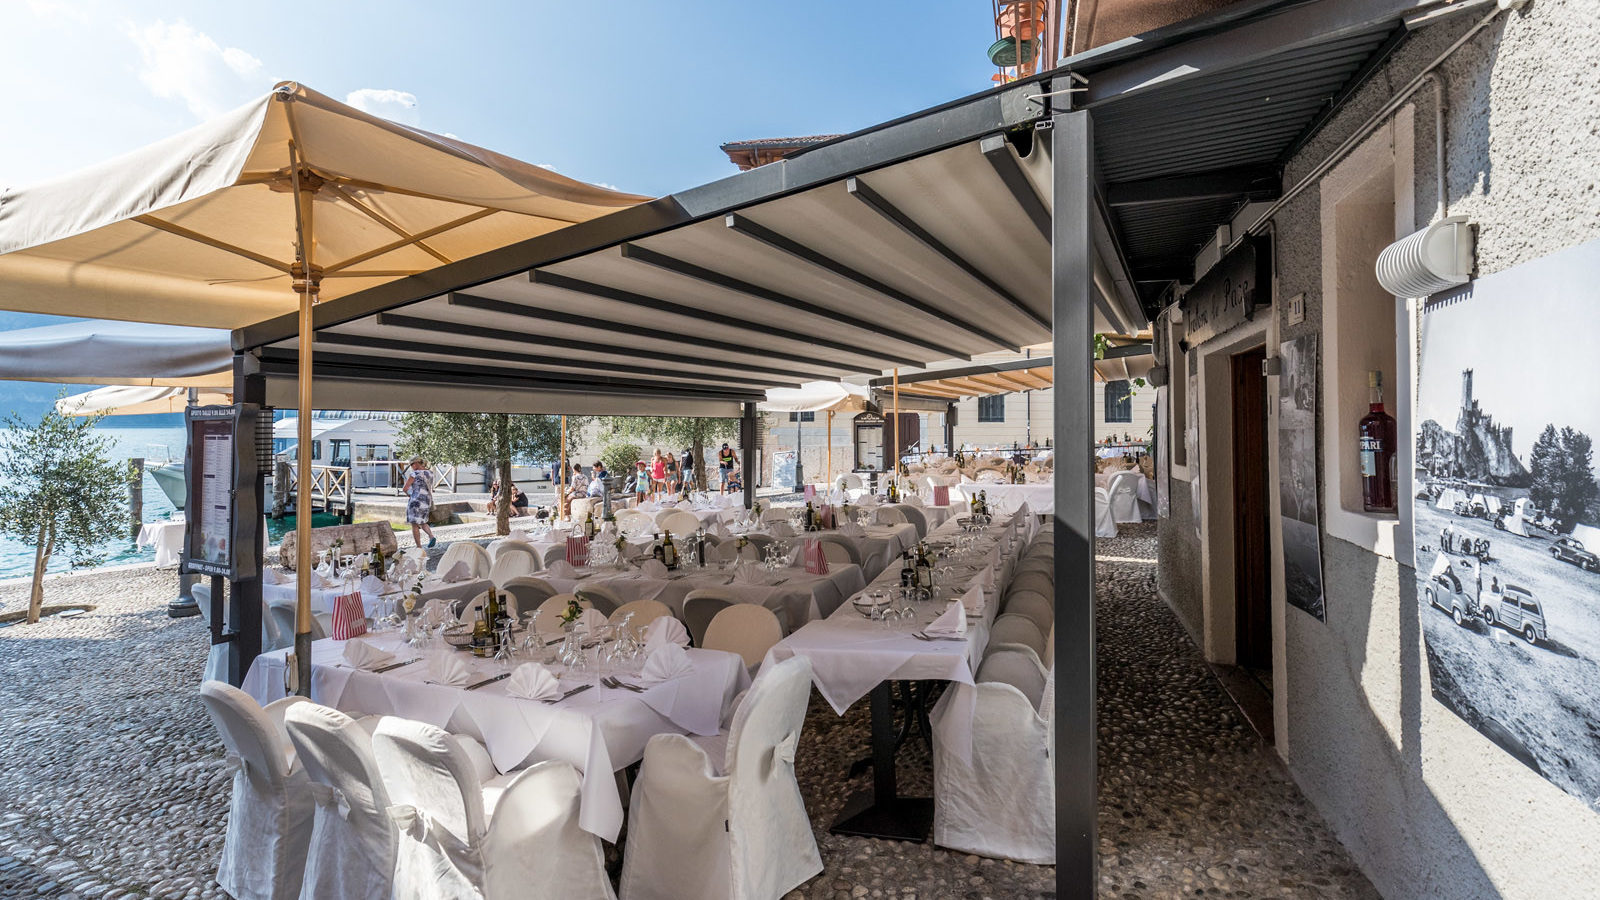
<box><xmin>0</xmin><ymin>524</ymin><xmax>1376</xmax><ymax>899</ymax></box>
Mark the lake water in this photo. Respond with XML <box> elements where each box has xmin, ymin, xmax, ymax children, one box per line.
<box><xmin>0</xmin><ymin>424</ymin><xmax>187</xmax><ymax>580</ymax></box>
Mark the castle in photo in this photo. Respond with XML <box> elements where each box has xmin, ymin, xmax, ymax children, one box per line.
<box><xmin>1416</xmin><ymin>369</ymin><xmax>1531</xmax><ymax>486</ymax></box>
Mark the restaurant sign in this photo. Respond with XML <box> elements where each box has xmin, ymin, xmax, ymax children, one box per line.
<box><xmin>1180</xmin><ymin>235</ymin><xmax>1273</xmax><ymax>346</ymax></box>
<box><xmin>182</xmin><ymin>404</ymin><xmax>263</xmax><ymax>580</ymax></box>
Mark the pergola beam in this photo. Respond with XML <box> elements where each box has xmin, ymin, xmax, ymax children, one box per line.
<box><xmin>1104</xmin><ymin>164</ymin><xmax>1281</xmax><ymax>207</ymax></box>
<box><xmin>618</xmin><ymin>243</ymin><xmax>968</xmax><ymax>359</ymax></box>
<box><xmin>724</xmin><ymin>213</ymin><xmax>1015</xmax><ymax>349</ymax></box>
<box><xmin>979</xmin><ymin>135</ymin><xmax>1051</xmax><ymax>241</ymax></box>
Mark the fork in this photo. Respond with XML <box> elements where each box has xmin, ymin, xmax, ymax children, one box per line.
<box><xmin>540</xmin><ymin>684</ymin><xmax>594</xmax><ymax>704</ymax></box>
<box><xmin>602</xmin><ymin>676</ymin><xmax>645</xmax><ymax>693</ymax></box>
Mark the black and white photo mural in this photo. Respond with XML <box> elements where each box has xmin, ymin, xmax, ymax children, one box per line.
<box><xmin>1278</xmin><ymin>335</ymin><xmax>1324</xmax><ymax>621</ymax></box>
<box><xmin>1415</xmin><ymin>236</ymin><xmax>1600</xmax><ymax>809</ymax></box>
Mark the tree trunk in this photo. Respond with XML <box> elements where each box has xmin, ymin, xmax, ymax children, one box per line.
<box><xmin>27</xmin><ymin>523</ymin><xmax>50</xmax><ymax>624</ymax></box>
<box><xmin>495</xmin><ymin>414</ymin><xmax>512</xmax><ymax>536</ymax></box>
<box><xmin>692</xmin><ymin>435</ymin><xmax>707</xmax><ymax>492</ymax></box>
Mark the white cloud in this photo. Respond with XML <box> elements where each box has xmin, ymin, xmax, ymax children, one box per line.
<box><xmin>345</xmin><ymin>88</ymin><xmax>421</xmax><ymax>127</ymax></box>
<box><xmin>126</xmin><ymin>19</ymin><xmax>268</xmax><ymax>120</ymax></box>
<box><xmin>594</xmin><ymin>182</ymin><xmax>621</xmax><ymax>191</ymax></box>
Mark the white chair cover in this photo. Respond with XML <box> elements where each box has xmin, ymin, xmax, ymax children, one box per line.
<box><xmin>658</xmin><ymin>510</ymin><xmax>701</xmax><ymax>539</ymax></box>
<box><xmin>931</xmin><ymin>663</ymin><xmax>1054</xmax><ymax>863</ymax></box>
<box><xmin>437</xmin><ymin>542</ymin><xmax>492</xmax><ymax>580</ymax></box>
<box><xmin>609</xmin><ymin>598</ymin><xmax>673</xmax><ymax>629</ymax></box>
<box><xmin>499</xmin><ymin>577</ymin><xmax>558</xmax><ymax>620</ymax></box>
<box><xmin>620</xmin><ymin>656</ymin><xmax>821</xmax><ymax>900</ymax></box>
<box><xmin>194</xmin><ymin>583</ymin><xmax>232</xmax><ymax>682</ymax></box>
<box><xmin>873</xmin><ymin>506</ymin><xmax>907</xmax><ymax>526</ymax></box>
<box><xmin>488</xmin><ymin>538</ymin><xmax>539</xmax><ymax>565</ymax></box>
<box><xmin>199</xmin><ymin>681</ymin><xmax>315</xmax><ymax>900</ymax></box>
<box><xmin>575</xmin><ymin>583</ymin><xmax>625</xmax><ymax>617</ymax></box>
<box><xmin>372</xmin><ymin>718</ymin><xmax>614</xmax><ymax>900</ymax></box>
<box><xmin>702</xmin><ymin>604</ymin><xmax>784</xmax><ymax>669</ymax></box>
<box><xmin>1094</xmin><ymin>487</ymin><xmax>1118</xmax><ymax>538</ymax></box>
<box><xmin>283</xmin><ymin>703</ymin><xmax>396</xmax><ymax>900</ymax></box>
<box><xmin>489</xmin><ymin>546</ymin><xmax>538</xmax><ymax>585</ymax></box>
<box><xmin>988</xmin><ymin>613</ymin><xmax>1047</xmax><ymax>662</ymax></box>
<box><xmin>1002</xmin><ymin>589</ymin><xmax>1053</xmax><ymax>635</ymax></box>
<box><xmin>1106</xmin><ymin>471</ymin><xmax>1142</xmax><ymax>524</ymax></box>
<box><xmin>614</xmin><ymin>509</ymin><xmax>654</xmax><ymax>538</ymax></box>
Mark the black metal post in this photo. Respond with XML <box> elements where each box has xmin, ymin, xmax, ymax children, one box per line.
<box><xmin>944</xmin><ymin>403</ymin><xmax>955</xmax><ymax>453</ymax></box>
<box><xmin>794</xmin><ymin>415</ymin><xmax>805</xmax><ymax>491</ymax></box>
<box><xmin>1052</xmin><ymin>110</ymin><xmax>1098</xmax><ymax>893</ymax></box>
<box><xmin>740</xmin><ymin>402</ymin><xmax>757</xmax><ymax>510</ymax></box>
<box><xmin>230</xmin><ymin>352</ymin><xmax>266</xmax><ymax>687</ymax></box>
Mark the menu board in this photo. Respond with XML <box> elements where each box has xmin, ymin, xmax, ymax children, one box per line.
<box><xmin>183</xmin><ymin>405</ymin><xmax>261</xmax><ymax>579</ymax></box>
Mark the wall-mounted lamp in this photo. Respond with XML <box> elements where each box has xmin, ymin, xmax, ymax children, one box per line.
<box><xmin>1376</xmin><ymin>215</ymin><xmax>1475</xmax><ymax>297</ymax></box>
<box><xmin>1147</xmin><ymin>365</ymin><xmax>1169</xmax><ymax>387</ymax></box>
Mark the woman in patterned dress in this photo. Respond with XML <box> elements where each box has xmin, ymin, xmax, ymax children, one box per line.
<box><xmin>402</xmin><ymin>456</ymin><xmax>438</xmax><ymax>549</ymax></box>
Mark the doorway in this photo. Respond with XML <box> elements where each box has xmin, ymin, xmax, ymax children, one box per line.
<box><xmin>1230</xmin><ymin>347</ymin><xmax>1272</xmax><ymax>678</ymax></box>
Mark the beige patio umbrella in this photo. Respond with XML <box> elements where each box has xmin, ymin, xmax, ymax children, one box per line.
<box><xmin>56</xmin><ymin>385</ymin><xmax>233</xmax><ymax>416</ymax></box>
<box><xmin>0</xmin><ymin>81</ymin><xmax>647</xmax><ymax>692</ymax></box>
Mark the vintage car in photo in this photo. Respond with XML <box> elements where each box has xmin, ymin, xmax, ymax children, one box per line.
<box><xmin>1480</xmin><ymin>584</ymin><xmax>1547</xmax><ymax>645</ymax></box>
<box><xmin>1549</xmin><ymin>537</ymin><xmax>1599</xmax><ymax>572</ymax></box>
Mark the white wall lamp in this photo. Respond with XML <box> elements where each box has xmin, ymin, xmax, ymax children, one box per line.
<box><xmin>1376</xmin><ymin>215</ymin><xmax>1475</xmax><ymax>297</ymax></box>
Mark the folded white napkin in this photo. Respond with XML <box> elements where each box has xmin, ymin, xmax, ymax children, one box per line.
<box><xmin>787</xmin><ymin>545</ymin><xmax>805</xmax><ymax>566</ymax></box>
<box><xmin>924</xmin><ymin>601</ymin><xmax>968</xmax><ymax>638</ymax></box>
<box><xmin>505</xmin><ymin>662</ymin><xmax>561</xmax><ymax>701</ymax></box>
<box><xmin>639</xmin><ymin>558</ymin><xmax>669</xmax><ymax>579</ymax></box>
<box><xmin>426</xmin><ymin>653</ymin><xmax>473</xmax><ymax>686</ymax></box>
<box><xmin>360</xmin><ymin>574</ymin><xmax>386</xmax><ymax>596</ymax></box>
<box><xmin>960</xmin><ymin>584</ymin><xmax>986</xmax><ymax>615</ymax></box>
<box><xmin>549</xmin><ymin>527</ymin><xmax>571</xmax><ymax>542</ymax></box>
<box><xmin>638</xmin><ymin>642</ymin><xmax>693</xmax><ymax>685</ymax></box>
<box><xmin>858</xmin><ymin>494</ymin><xmax>881</xmax><ymax>506</ymax></box>
<box><xmin>642</xmin><ymin>616</ymin><xmax>690</xmax><ymax>651</ymax></box>
<box><xmin>508</xmin><ymin>529</ymin><xmax>532</xmax><ymax>543</ymax></box>
<box><xmin>836</xmin><ymin>522</ymin><xmax>865</xmax><ymax>539</ymax></box>
<box><xmin>904</xmin><ymin>494</ymin><xmax>925</xmax><ymax>508</ymax></box>
<box><xmin>545</xmin><ymin>560</ymin><xmax>578</xmax><ymax>579</ymax></box>
<box><xmin>731</xmin><ymin>562</ymin><xmax>767</xmax><ymax>586</ymax></box>
<box><xmin>767</xmin><ymin>522</ymin><xmax>795</xmax><ymax>538</ymax></box>
<box><xmin>341</xmin><ymin>638</ymin><xmax>395</xmax><ymax>670</ymax></box>
<box><xmin>264</xmin><ymin>567</ymin><xmax>292</xmax><ymax>585</ymax></box>
<box><xmin>710</xmin><ymin>521</ymin><xmax>731</xmax><ymax>539</ymax></box>
<box><xmin>440</xmin><ymin>561</ymin><xmax>472</xmax><ymax>583</ymax></box>
<box><xmin>421</xmin><ymin>598</ymin><xmax>453</xmax><ymax>627</ymax></box>
<box><xmin>307</xmin><ymin>570</ymin><xmax>330</xmax><ymax>589</ymax></box>
<box><xmin>575</xmin><ymin>607</ymin><xmax>608</xmax><ymax>634</ymax></box>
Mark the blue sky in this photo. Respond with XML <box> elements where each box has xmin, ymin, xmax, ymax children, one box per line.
<box><xmin>5</xmin><ymin>0</ymin><xmax>1004</xmax><ymax>197</ymax></box>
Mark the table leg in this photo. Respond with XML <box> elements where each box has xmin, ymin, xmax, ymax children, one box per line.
<box><xmin>829</xmin><ymin>680</ymin><xmax>934</xmax><ymax>842</ymax></box>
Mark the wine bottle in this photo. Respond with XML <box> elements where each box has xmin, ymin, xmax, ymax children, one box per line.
<box><xmin>805</xmin><ymin>500</ymin><xmax>816</xmax><ymax>532</ymax></box>
<box><xmin>915</xmin><ymin>543</ymin><xmax>932</xmax><ymax>590</ymax></box>
<box><xmin>662</xmin><ymin>532</ymin><xmax>678</xmax><ymax>570</ymax></box>
<box><xmin>1359</xmin><ymin>370</ymin><xmax>1398</xmax><ymax>513</ymax></box>
<box><xmin>584</xmin><ymin>509</ymin><xmax>597</xmax><ymax>540</ymax></box>
<box><xmin>900</xmin><ymin>550</ymin><xmax>914</xmax><ymax>588</ymax></box>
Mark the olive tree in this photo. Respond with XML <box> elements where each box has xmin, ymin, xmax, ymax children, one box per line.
<box><xmin>600</xmin><ymin>416</ymin><xmax>740</xmax><ymax>491</ymax></box>
<box><xmin>0</xmin><ymin>405</ymin><xmax>128</xmax><ymax>623</ymax></box>
<box><xmin>397</xmin><ymin>413</ymin><xmax>582</xmax><ymax>535</ymax></box>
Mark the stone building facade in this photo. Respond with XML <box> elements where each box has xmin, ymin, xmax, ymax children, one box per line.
<box><xmin>1152</xmin><ymin>2</ymin><xmax>1600</xmax><ymax>896</ymax></box>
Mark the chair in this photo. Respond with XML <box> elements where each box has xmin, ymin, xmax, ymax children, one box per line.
<box><xmin>531</xmin><ymin>593</ymin><xmax>587</xmax><ymax>634</ymax></box>
<box><xmin>458</xmin><ymin>591</ymin><xmax>490</xmax><ymax>624</ymax></box>
<box><xmin>614</xmin><ymin>509</ymin><xmax>654</xmax><ymax>539</ymax></box>
<box><xmin>198</xmin><ymin>681</ymin><xmax>315</xmax><ymax>900</ymax></box>
<box><xmin>283</xmin><ymin>703</ymin><xmax>396</xmax><ymax>900</ymax></box>
<box><xmin>540</xmin><ymin>543</ymin><xmax>569</xmax><ymax>567</ymax></box>
<box><xmin>371</xmin><ymin>718</ymin><xmax>615</xmax><ymax>900</ymax></box>
<box><xmin>400</xmin><ymin>546</ymin><xmax>429</xmax><ymax>573</ymax></box>
<box><xmin>619</xmin><ymin>657</ymin><xmax>821</xmax><ymax>900</ymax></box>
<box><xmin>1008</xmin><ymin>571</ymin><xmax>1053</xmax><ymax>603</ymax></box>
<box><xmin>895</xmin><ymin>505</ymin><xmax>929</xmax><ymax>538</ymax></box>
<box><xmin>489</xmin><ymin>539</ymin><xmax>538</xmax><ymax>564</ymax></box>
<box><xmin>437</xmin><ymin>541</ymin><xmax>492</xmax><ymax>580</ymax></box>
<box><xmin>266</xmin><ymin>603</ymin><xmax>298</xmax><ymax>655</ymax></box>
<box><xmin>193</xmin><ymin>583</ymin><xmax>232</xmax><ymax>682</ymax></box>
<box><xmin>1014</xmin><ymin>556</ymin><xmax>1053</xmax><ymax>580</ymax></box>
<box><xmin>930</xmin><ymin>659</ymin><xmax>1053</xmax><ymax>863</ymax></box>
<box><xmin>975</xmin><ymin>646</ymin><xmax>1049</xmax><ymax>709</ymax></box>
<box><xmin>610</xmin><ymin>598</ymin><xmax>673</xmax><ymax>630</ymax></box>
<box><xmin>815</xmin><ymin>533</ymin><xmax>860</xmax><ymax>566</ymax></box>
<box><xmin>500</xmin><ymin>577</ymin><xmax>558</xmax><ymax>620</ymax></box>
<box><xmin>658</xmin><ymin>510</ymin><xmax>701</xmax><ymax>539</ymax></box>
<box><xmin>1094</xmin><ymin>487</ymin><xmax>1117</xmax><ymax>539</ymax></box>
<box><xmin>1002</xmin><ymin>589</ymin><xmax>1053</xmax><ymax>634</ymax></box>
<box><xmin>818</xmin><ymin>541</ymin><xmax>853</xmax><ymax>568</ymax></box>
<box><xmin>835</xmin><ymin>473</ymin><xmax>863</xmax><ymax>490</ymax></box>
<box><xmin>1106</xmin><ymin>470</ymin><xmax>1142</xmax><ymax>524</ymax></box>
<box><xmin>682</xmin><ymin>592</ymin><xmax>734</xmax><ymax>648</ymax></box>
<box><xmin>489</xmin><ymin>544</ymin><xmax>539</xmax><ymax>585</ymax></box>
<box><xmin>759</xmin><ymin>507</ymin><xmax>793</xmax><ymax>525</ymax></box>
<box><xmin>988</xmin><ymin>613</ymin><xmax>1047</xmax><ymax>662</ymax></box>
<box><xmin>575</xmin><ymin>583</ymin><xmax>624</xmax><ymax>618</ymax></box>
<box><xmin>702</xmin><ymin>604</ymin><xmax>784</xmax><ymax>671</ymax></box>
<box><xmin>569</xmin><ymin>497</ymin><xmax>594</xmax><ymax>523</ymax></box>
<box><xmin>873</xmin><ymin>506</ymin><xmax>907</xmax><ymax>526</ymax></box>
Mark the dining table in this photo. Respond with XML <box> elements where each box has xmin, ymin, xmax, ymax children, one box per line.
<box><xmin>539</xmin><ymin>559</ymin><xmax>867</xmax><ymax>627</ymax></box>
<box><xmin>242</xmin><ymin>630</ymin><xmax>749</xmax><ymax>842</ymax></box>
<box><xmin>764</xmin><ymin>510</ymin><xmax>1028</xmax><ymax>842</ymax></box>
<box><xmin>262</xmin><ymin>572</ymin><xmax>494</xmax><ymax>625</ymax></box>
<box><xmin>953</xmin><ymin>481</ymin><xmax>1056</xmax><ymax>516</ymax></box>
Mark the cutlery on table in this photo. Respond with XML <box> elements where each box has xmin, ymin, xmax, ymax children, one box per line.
<box><xmin>541</xmin><ymin>684</ymin><xmax>594</xmax><ymax>704</ymax></box>
<box><xmin>371</xmin><ymin>657</ymin><xmax>422</xmax><ymax>673</ymax></box>
<box><xmin>602</xmin><ymin>676</ymin><xmax>645</xmax><ymax>692</ymax></box>
<box><xmin>466</xmin><ymin>672</ymin><xmax>512</xmax><ymax>691</ymax></box>
<box><xmin>912</xmin><ymin>632</ymin><xmax>966</xmax><ymax>642</ymax></box>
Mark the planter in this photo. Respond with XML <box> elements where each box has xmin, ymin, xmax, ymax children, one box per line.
<box><xmin>996</xmin><ymin>1</ymin><xmax>1046</xmax><ymax>40</ymax></box>
<box><xmin>988</xmin><ymin>36</ymin><xmax>1040</xmax><ymax>68</ymax></box>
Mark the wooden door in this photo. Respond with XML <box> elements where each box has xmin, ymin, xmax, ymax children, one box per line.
<box><xmin>1231</xmin><ymin>347</ymin><xmax>1272</xmax><ymax>670</ymax></box>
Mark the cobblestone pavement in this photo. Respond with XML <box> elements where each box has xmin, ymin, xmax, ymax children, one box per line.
<box><xmin>0</xmin><ymin>526</ymin><xmax>1375</xmax><ymax>899</ymax></box>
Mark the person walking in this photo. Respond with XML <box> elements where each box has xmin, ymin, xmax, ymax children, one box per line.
<box><xmin>402</xmin><ymin>456</ymin><xmax>438</xmax><ymax>549</ymax></box>
<box><xmin>649</xmin><ymin>449</ymin><xmax>667</xmax><ymax>499</ymax></box>
<box><xmin>680</xmin><ymin>447</ymin><xmax>696</xmax><ymax>493</ymax></box>
<box><xmin>717</xmin><ymin>443</ymin><xmax>738</xmax><ymax>494</ymax></box>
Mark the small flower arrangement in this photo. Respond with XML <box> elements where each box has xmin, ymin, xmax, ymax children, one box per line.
<box><xmin>558</xmin><ymin>597</ymin><xmax>584</xmax><ymax>626</ymax></box>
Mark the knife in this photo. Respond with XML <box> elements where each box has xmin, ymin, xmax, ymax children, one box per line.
<box><xmin>372</xmin><ymin>657</ymin><xmax>422</xmax><ymax>674</ymax></box>
<box><xmin>542</xmin><ymin>683</ymin><xmax>593</xmax><ymax>704</ymax></box>
<box><xmin>466</xmin><ymin>672</ymin><xmax>512</xmax><ymax>691</ymax></box>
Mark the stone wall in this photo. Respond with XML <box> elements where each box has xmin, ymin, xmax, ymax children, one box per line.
<box><xmin>277</xmin><ymin>521</ymin><xmax>398</xmax><ymax>569</ymax></box>
<box><xmin>1155</xmin><ymin>2</ymin><xmax>1600</xmax><ymax>897</ymax></box>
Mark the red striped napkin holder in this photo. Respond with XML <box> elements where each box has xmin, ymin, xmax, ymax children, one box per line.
<box><xmin>331</xmin><ymin>592</ymin><xmax>367</xmax><ymax>640</ymax></box>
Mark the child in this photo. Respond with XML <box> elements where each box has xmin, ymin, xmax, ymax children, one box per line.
<box><xmin>634</xmin><ymin>460</ymin><xmax>649</xmax><ymax>504</ymax></box>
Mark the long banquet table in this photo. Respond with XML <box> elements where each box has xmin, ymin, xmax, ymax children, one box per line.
<box><xmin>540</xmin><ymin>560</ymin><xmax>866</xmax><ymax>626</ymax></box>
<box><xmin>766</xmin><ymin>509</ymin><xmax>1029</xmax><ymax>841</ymax></box>
<box><xmin>243</xmin><ymin>632</ymin><xmax>748</xmax><ymax>841</ymax></box>
<box><xmin>953</xmin><ymin>481</ymin><xmax>1055</xmax><ymax>516</ymax></box>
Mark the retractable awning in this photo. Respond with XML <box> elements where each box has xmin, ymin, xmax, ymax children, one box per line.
<box><xmin>0</xmin><ymin>319</ymin><xmax>232</xmax><ymax>387</ymax></box>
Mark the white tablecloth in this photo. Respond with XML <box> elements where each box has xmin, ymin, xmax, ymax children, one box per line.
<box><xmin>262</xmin><ymin>575</ymin><xmax>493</xmax><ymax>621</ymax></box>
<box><xmin>136</xmin><ymin>519</ymin><xmax>185</xmax><ymax>568</ymax></box>
<box><xmin>242</xmin><ymin>633</ymin><xmax>748</xmax><ymax>842</ymax></box>
<box><xmin>954</xmin><ymin>482</ymin><xmax>1055</xmax><ymax>516</ymax></box>
<box><xmin>542</xmin><ymin>562</ymin><xmax>866</xmax><ymax>627</ymax></box>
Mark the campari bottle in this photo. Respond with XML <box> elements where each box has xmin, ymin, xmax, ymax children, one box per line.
<box><xmin>1359</xmin><ymin>370</ymin><xmax>1397</xmax><ymax>513</ymax></box>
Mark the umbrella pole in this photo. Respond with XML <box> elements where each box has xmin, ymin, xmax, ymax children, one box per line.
<box><xmin>826</xmin><ymin>411</ymin><xmax>833</xmax><ymax>488</ymax></box>
<box><xmin>560</xmin><ymin>415</ymin><xmax>567</xmax><ymax>521</ymax></box>
<box><xmin>892</xmin><ymin>368</ymin><xmax>900</xmax><ymax>482</ymax></box>
<box><xmin>290</xmin><ymin>147</ymin><xmax>319</xmax><ymax>698</ymax></box>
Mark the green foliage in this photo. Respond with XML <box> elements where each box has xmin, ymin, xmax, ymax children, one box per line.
<box><xmin>0</xmin><ymin>400</ymin><xmax>129</xmax><ymax>622</ymax></box>
<box><xmin>599</xmin><ymin>441</ymin><xmax>644</xmax><ymax>486</ymax></box>
<box><xmin>599</xmin><ymin>416</ymin><xmax>740</xmax><ymax>490</ymax></box>
<box><xmin>1529</xmin><ymin>424</ymin><xmax>1599</xmax><ymax>530</ymax></box>
<box><xmin>397</xmin><ymin>413</ymin><xmax>583</xmax><ymax>534</ymax></box>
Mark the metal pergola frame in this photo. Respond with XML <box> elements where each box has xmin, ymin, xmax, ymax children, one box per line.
<box><xmin>217</xmin><ymin>3</ymin><xmax>1459</xmax><ymax>893</ymax></box>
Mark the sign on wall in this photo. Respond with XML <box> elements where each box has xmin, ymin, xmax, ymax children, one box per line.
<box><xmin>1180</xmin><ymin>235</ymin><xmax>1273</xmax><ymax>346</ymax></box>
<box><xmin>1414</xmin><ymin>237</ymin><xmax>1600</xmax><ymax>809</ymax></box>
<box><xmin>182</xmin><ymin>404</ymin><xmax>261</xmax><ymax>580</ymax></box>
<box><xmin>1278</xmin><ymin>335</ymin><xmax>1326</xmax><ymax>621</ymax></box>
